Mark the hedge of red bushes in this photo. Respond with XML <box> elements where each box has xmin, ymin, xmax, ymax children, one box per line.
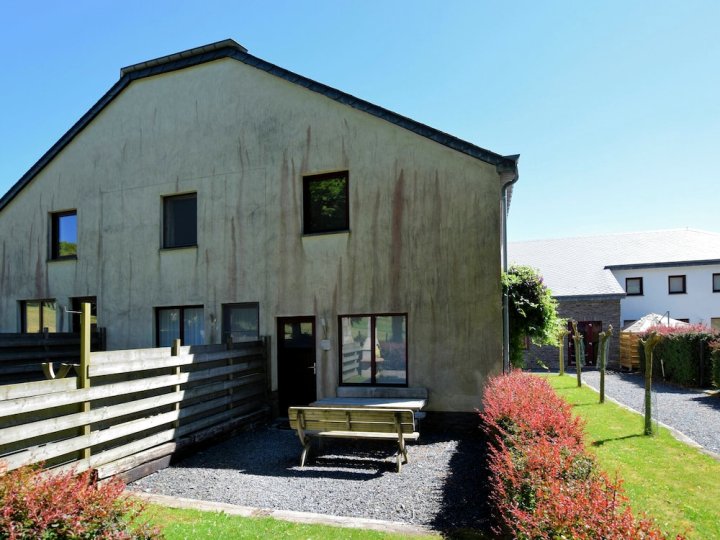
<box><xmin>479</xmin><ymin>371</ymin><xmax>683</xmax><ymax>539</ymax></box>
<box><xmin>0</xmin><ymin>462</ymin><xmax>161</xmax><ymax>539</ymax></box>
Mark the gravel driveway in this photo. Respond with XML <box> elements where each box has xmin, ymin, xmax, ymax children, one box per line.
<box><xmin>582</xmin><ymin>370</ymin><xmax>720</xmax><ymax>455</ymax></box>
<box><xmin>129</xmin><ymin>420</ymin><xmax>490</xmax><ymax>533</ymax></box>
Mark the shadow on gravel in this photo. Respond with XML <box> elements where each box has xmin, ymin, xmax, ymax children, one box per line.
<box><xmin>171</xmin><ymin>428</ymin><xmax>414</xmax><ymax>480</ymax></box>
<box><xmin>690</xmin><ymin>395</ymin><xmax>720</xmax><ymax>410</ymax></box>
<box><xmin>428</xmin><ymin>424</ymin><xmax>492</xmax><ymax>537</ymax></box>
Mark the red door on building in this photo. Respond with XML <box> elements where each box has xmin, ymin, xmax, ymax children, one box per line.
<box><xmin>567</xmin><ymin>321</ymin><xmax>602</xmax><ymax>367</ymax></box>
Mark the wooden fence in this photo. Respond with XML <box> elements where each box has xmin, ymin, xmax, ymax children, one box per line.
<box><xmin>0</xmin><ymin>330</ymin><xmax>106</xmax><ymax>385</ymax></box>
<box><xmin>0</xmin><ymin>334</ymin><xmax>270</xmax><ymax>482</ymax></box>
<box><xmin>619</xmin><ymin>332</ymin><xmax>641</xmax><ymax>371</ymax></box>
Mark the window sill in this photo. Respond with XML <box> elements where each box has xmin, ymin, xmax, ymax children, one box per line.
<box><xmin>48</xmin><ymin>256</ymin><xmax>77</xmax><ymax>263</ymax></box>
<box><xmin>668</xmin><ymin>292</ymin><xmax>687</xmax><ymax>295</ymax></box>
<box><xmin>160</xmin><ymin>245</ymin><xmax>198</xmax><ymax>252</ymax></box>
<box><xmin>626</xmin><ymin>293</ymin><xmax>643</xmax><ymax>296</ymax></box>
<box><xmin>302</xmin><ymin>230</ymin><xmax>350</xmax><ymax>238</ymax></box>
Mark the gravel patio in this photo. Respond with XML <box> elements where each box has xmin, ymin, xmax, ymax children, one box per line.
<box><xmin>129</xmin><ymin>419</ymin><xmax>490</xmax><ymax>533</ymax></box>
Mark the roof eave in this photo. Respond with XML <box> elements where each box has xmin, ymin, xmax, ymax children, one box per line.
<box><xmin>0</xmin><ymin>40</ymin><xmax>518</xmax><ymax>213</ymax></box>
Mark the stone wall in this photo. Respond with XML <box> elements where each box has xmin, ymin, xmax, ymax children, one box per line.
<box><xmin>523</xmin><ymin>297</ymin><xmax>622</xmax><ymax>370</ymax></box>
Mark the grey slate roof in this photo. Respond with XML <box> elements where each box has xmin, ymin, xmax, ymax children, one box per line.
<box><xmin>508</xmin><ymin>229</ymin><xmax>720</xmax><ymax>298</ymax></box>
<box><xmin>0</xmin><ymin>39</ymin><xmax>518</xmax><ymax>212</ymax></box>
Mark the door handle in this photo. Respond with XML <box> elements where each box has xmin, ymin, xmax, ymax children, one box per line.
<box><xmin>307</xmin><ymin>363</ymin><xmax>316</xmax><ymax>375</ymax></box>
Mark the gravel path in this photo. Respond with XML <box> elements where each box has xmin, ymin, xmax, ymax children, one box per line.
<box><xmin>582</xmin><ymin>370</ymin><xmax>720</xmax><ymax>454</ymax></box>
<box><xmin>129</xmin><ymin>421</ymin><xmax>490</xmax><ymax>533</ymax></box>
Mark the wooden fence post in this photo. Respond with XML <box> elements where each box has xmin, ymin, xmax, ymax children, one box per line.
<box><xmin>171</xmin><ymin>339</ymin><xmax>181</xmax><ymax>430</ymax></box>
<box><xmin>79</xmin><ymin>302</ymin><xmax>91</xmax><ymax>460</ymax></box>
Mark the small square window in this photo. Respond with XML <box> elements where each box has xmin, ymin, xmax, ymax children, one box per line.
<box><xmin>713</xmin><ymin>273</ymin><xmax>720</xmax><ymax>293</ymax></box>
<box><xmin>21</xmin><ymin>299</ymin><xmax>57</xmax><ymax>333</ymax></box>
<box><xmin>668</xmin><ymin>275</ymin><xmax>686</xmax><ymax>294</ymax></box>
<box><xmin>303</xmin><ymin>171</ymin><xmax>349</xmax><ymax>234</ymax></box>
<box><xmin>222</xmin><ymin>303</ymin><xmax>259</xmax><ymax>342</ymax></box>
<box><xmin>163</xmin><ymin>193</ymin><xmax>197</xmax><ymax>248</ymax></box>
<box><xmin>156</xmin><ymin>305</ymin><xmax>204</xmax><ymax>346</ymax></box>
<box><xmin>51</xmin><ymin>210</ymin><xmax>77</xmax><ymax>259</ymax></box>
<box><xmin>625</xmin><ymin>277</ymin><xmax>643</xmax><ymax>296</ymax></box>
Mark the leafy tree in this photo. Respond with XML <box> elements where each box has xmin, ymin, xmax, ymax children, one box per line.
<box><xmin>503</xmin><ymin>265</ymin><xmax>564</xmax><ymax>368</ymax></box>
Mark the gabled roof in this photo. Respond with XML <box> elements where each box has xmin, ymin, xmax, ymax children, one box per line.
<box><xmin>508</xmin><ymin>229</ymin><xmax>720</xmax><ymax>298</ymax></box>
<box><xmin>0</xmin><ymin>39</ymin><xmax>518</xmax><ymax>212</ymax></box>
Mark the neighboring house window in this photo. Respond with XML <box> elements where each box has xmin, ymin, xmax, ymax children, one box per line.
<box><xmin>222</xmin><ymin>303</ymin><xmax>259</xmax><ymax>342</ymax></box>
<box><xmin>303</xmin><ymin>171</ymin><xmax>349</xmax><ymax>234</ymax></box>
<box><xmin>713</xmin><ymin>273</ymin><xmax>720</xmax><ymax>293</ymax></box>
<box><xmin>156</xmin><ymin>306</ymin><xmax>204</xmax><ymax>346</ymax></box>
<box><xmin>711</xmin><ymin>318</ymin><xmax>720</xmax><ymax>331</ymax></box>
<box><xmin>625</xmin><ymin>277</ymin><xmax>643</xmax><ymax>296</ymax></box>
<box><xmin>339</xmin><ymin>313</ymin><xmax>407</xmax><ymax>386</ymax></box>
<box><xmin>50</xmin><ymin>210</ymin><xmax>77</xmax><ymax>259</ymax></box>
<box><xmin>21</xmin><ymin>300</ymin><xmax>57</xmax><ymax>333</ymax></box>
<box><xmin>668</xmin><ymin>275</ymin><xmax>686</xmax><ymax>294</ymax></box>
<box><xmin>676</xmin><ymin>318</ymin><xmax>690</xmax><ymax>323</ymax></box>
<box><xmin>70</xmin><ymin>296</ymin><xmax>97</xmax><ymax>332</ymax></box>
<box><xmin>163</xmin><ymin>193</ymin><xmax>197</xmax><ymax>248</ymax></box>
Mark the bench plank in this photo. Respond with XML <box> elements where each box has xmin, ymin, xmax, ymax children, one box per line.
<box><xmin>288</xmin><ymin>406</ymin><xmax>418</xmax><ymax>472</ymax></box>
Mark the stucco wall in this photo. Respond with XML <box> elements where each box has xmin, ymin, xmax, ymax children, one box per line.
<box><xmin>611</xmin><ymin>265</ymin><xmax>720</xmax><ymax>327</ymax></box>
<box><xmin>0</xmin><ymin>58</ymin><xmax>506</xmax><ymax>411</ymax></box>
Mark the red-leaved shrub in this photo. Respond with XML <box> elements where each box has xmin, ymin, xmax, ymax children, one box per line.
<box><xmin>0</xmin><ymin>463</ymin><xmax>162</xmax><ymax>539</ymax></box>
<box><xmin>479</xmin><ymin>371</ymin><xmax>684</xmax><ymax>539</ymax></box>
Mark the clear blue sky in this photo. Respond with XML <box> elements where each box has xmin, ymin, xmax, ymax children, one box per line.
<box><xmin>1</xmin><ymin>1</ymin><xmax>717</xmax><ymax>241</ymax></box>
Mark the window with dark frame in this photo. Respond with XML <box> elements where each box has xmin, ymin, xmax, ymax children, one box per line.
<box><xmin>163</xmin><ymin>193</ymin><xmax>197</xmax><ymax>248</ymax></box>
<box><xmin>625</xmin><ymin>277</ymin><xmax>643</xmax><ymax>296</ymax></box>
<box><xmin>50</xmin><ymin>210</ymin><xmax>77</xmax><ymax>259</ymax></box>
<box><xmin>713</xmin><ymin>273</ymin><xmax>720</xmax><ymax>293</ymax></box>
<box><xmin>303</xmin><ymin>171</ymin><xmax>349</xmax><ymax>234</ymax></box>
<box><xmin>339</xmin><ymin>313</ymin><xmax>407</xmax><ymax>386</ymax></box>
<box><xmin>668</xmin><ymin>275</ymin><xmax>686</xmax><ymax>294</ymax></box>
<box><xmin>222</xmin><ymin>303</ymin><xmax>259</xmax><ymax>342</ymax></box>
<box><xmin>155</xmin><ymin>306</ymin><xmax>204</xmax><ymax>347</ymax></box>
<box><xmin>20</xmin><ymin>300</ymin><xmax>57</xmax><ymax>333</ymax></box>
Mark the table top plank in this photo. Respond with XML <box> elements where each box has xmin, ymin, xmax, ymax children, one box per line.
<box><xmin>309</xmin><ymin>397</ymin><xmax>426</xmax><ymax>411</ymax></box>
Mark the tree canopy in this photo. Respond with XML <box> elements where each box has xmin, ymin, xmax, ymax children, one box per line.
<box><xmin>503</xmin><ymin>264</ymin><xmax>564</xmax><ymax>367</ymax></box>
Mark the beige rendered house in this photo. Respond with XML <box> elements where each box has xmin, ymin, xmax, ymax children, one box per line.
<box><xmin>0</xmin><ymin>40</ymin><xmax>519</xmax><ymax>412</ymax></box>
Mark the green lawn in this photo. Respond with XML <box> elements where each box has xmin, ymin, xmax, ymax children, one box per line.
<box><xmin>143</xmin><ymin>504</ymin><xmax>441</xmax><ymax>540</ymax></box>
<box><xmin>543</xmin><ymin>374</ymin><xmax>720</xmax><ymax>539</ymax></box>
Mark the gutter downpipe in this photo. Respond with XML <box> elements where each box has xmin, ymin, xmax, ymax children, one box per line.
<box><xmin>499</xmin><ymin>156</ymin><xmax>520</xmax><ymax>374</ymax></box>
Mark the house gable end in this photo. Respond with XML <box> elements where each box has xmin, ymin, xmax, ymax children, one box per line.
<box><xmin>0</xmin><ymin>39</ymin><xmax>517</xmax><ymax>212</ymax></box>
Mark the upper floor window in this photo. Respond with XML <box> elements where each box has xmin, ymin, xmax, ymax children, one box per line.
<box><xmin>303</xmin><ymin>171</ymin><xmax>349</xmax><ymax>234</ymax></box>
<box><xmin>51</xmin><ymin>210</ymin><xmax>77</xmax><ymax>259</ymax></box>
<box><xmin>163</xmin><ymin>193</ymin><xmax>197</xmax><ymax>248</ymax></box>
<box><xmin>339</xmin><ymin>313</ymin><xmax>407</xmax><ymax>386</ymax></box>
<box><xmin>625</xmin><ymin>277</ymin><xmax>643</xmax><ymax>296</ymax></box>
<box><xmin>222</xmin><ymin>303</ymin><xmax>260</xmax><ymax>342</ymax></box>
<box><xmin>713</xmin><ymin>273</ymin><xmax>720</xmax><ymax>293</ymax></box>
<box><xmin>21</xmin><ymin>299</ymin><xmax>57</xmax><ymax>333</ymax></box>
<box><xmin>156</xmin><ymin>305</ymin><xmax>204</xmax><ymax>347</ymax></box>
<box><xmin>668</xmin><ymin>275</ymin><xmax>686</xmax><ymax>294</ymax></box>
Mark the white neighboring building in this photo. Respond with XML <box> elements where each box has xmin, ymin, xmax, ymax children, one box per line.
<box><xmin>509</xmin><ymin>229</ymin><xmax>720</xmax><ymax>368</ymax></box>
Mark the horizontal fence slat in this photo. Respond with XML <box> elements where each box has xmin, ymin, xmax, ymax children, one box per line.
<box><xmin>89</xmin><ymin>347</ymin><xmax>264</xmax><ymax>376</ymax></box>
<box><xmin>0</xmin><ymin>362</ymin><xmax>265</xmax><ymax>419</ymax></box>
<box><xmin>0</xmin><ymin>377</ymin><xmax>77</xmax><ymax>400</ymax></box>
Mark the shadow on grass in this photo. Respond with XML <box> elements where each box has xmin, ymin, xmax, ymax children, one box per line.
<box><xmin>591</xmin><ymin>433</ymin><xmax>644</xmax><ymax>447</ymax></box>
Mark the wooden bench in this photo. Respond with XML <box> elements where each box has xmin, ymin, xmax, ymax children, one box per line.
<box><xmin>288</xmin><ymin>406</ymin><xmax>419</xmax><ymax>472</ymax></box>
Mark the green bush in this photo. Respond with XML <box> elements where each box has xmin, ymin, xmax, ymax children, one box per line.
<box><xmin>638</xmin><ymin>326</ymin><xmax>717</xmax><ymax>387</ymax></box>
<box><xmin>710</xmin><ymin>343</ymin><xmax>720</xmax><ymax>389</ymax></box>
